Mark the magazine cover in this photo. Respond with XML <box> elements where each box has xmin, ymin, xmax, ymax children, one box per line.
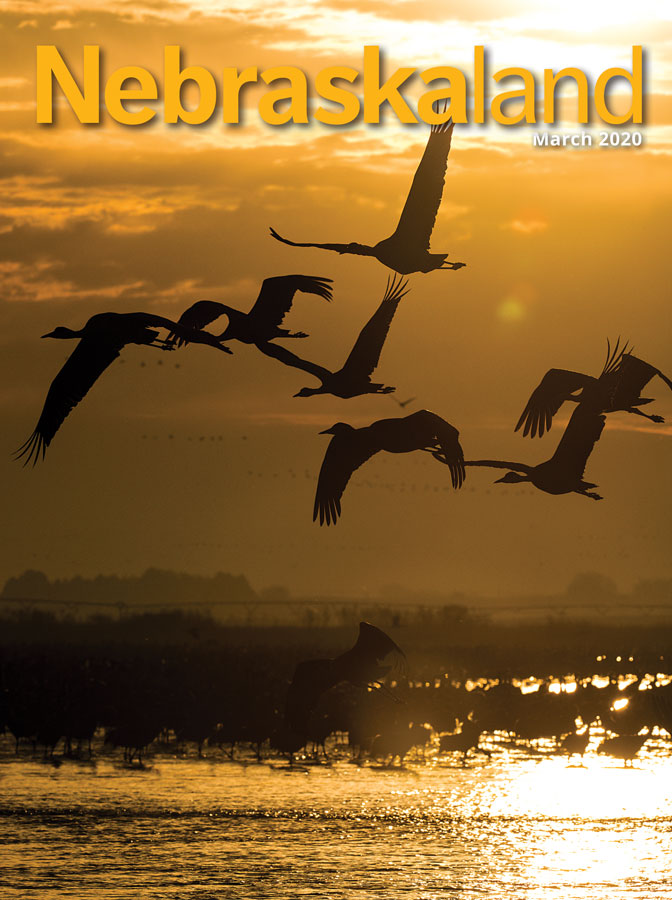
<box><xmin>1</xmin><ymin>1</ymin><xmax>670</xmax><ymax>897</ymax></box>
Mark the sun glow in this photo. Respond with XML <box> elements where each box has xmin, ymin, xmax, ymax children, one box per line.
<box><xmin>493</xmin><ymin>755</ymin><xmax>672</xmax><ymax>819</ymax></box>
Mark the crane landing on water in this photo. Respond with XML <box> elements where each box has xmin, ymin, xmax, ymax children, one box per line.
<box><xmin>278</xmin><ymin>621</ymin><xmax>406</xmax><ymax>756</ymax></box>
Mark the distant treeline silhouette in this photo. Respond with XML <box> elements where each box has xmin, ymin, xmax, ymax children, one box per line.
<box><xmin>1</xmin><ymin>568</ymin><xmax>256</xmax><ymax>607</ymax></box>
<box><xmin>2</xmin><ymin>570</ymin><xmax>672</xmax><ymax>627</ymax></box>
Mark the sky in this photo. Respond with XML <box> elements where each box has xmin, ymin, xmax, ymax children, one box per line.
<box><xmin>0</xmin><ymin>0</ymin><xmax>671</xmax><ymax>598</ymax></box>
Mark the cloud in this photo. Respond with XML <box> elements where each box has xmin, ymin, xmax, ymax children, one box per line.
<box><xmin>0</xmin><ymin>175</ymin><xmax>236</xmax><ymax>232</ymax></box>
<box><xmin>503</xmin><ymin>218</ymin><xmax>549</xmax><ymax>234</ymax></box>
<box><xmin>0</xmin><ymin>259</ymin><xmax>146</xmax><ymax>302</ymax></box>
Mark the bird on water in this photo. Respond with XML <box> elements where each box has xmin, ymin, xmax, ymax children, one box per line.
<box><xmin>313</xmin><ymin>409</ymin><xmax>466</xmax><ymax>525</ymax></box>
<box><xmin>16</xmin><ymin>311</ymin><xmax>230</xmax><ymax>465</ymax></box>
<box><xmin>169</xmin><ymin>274</ymin><xmax>333</xmax><ymax>347</ymax></box>
<box><xmin>258</xmin><ymin>274</ymin><xmax>408</xmax><ymax>398</ymax></box>
<box><xmin>516</xmin><ymin>339</ymin><xmax>670</xmax><ymax>438</ymax></box>
<box><xmin>282</xmin><ymin>621</ymin><xmax>406</xmax><ymax>751</ymax></box>
<box><xmin>269</xmin><ymin>115</ymin><xmax>466</xmax><ymax>275</ymax></box>
<box><xmin>597</xmin><ymin>733</ymin><xmax>648</xmax><ymax>766</ymax></box>
<box><xmin>466</xmin><ymin>403</ymin><xmax>606</xmax><ymax>500</ymax></box>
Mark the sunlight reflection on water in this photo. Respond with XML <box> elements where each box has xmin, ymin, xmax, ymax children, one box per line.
<box><xmin>1</xmin><ymin>753</ymin><xmax>672</xmax><ymax>899</ymax></box>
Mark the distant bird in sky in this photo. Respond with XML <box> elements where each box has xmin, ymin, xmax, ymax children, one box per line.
<box><xmin>169</xmin><ymin>274</ymin><xmax>332</xmax><ymax>347</ymax></box>
<box><xmin>16</xmin><ymin>311</ymin><xmax>230</xmax><ymax>465</ymax></box>
<box><xmin>466</xmin><ymin>403</ymin><xmax>605</xmax><ymax>500</ymax></box>
<box><xmin>284</xmin><ymin>621</ymin><xmax>405</xmax><ymax>743</ymax></box>
<box><xmin>269</xmin><ymin>115</ymin><xmax>466</xmax><ymax>275</ymax></box>
<box><xmin>516</xmin><ymin>339</ymin><xmax>671</xmax><ymax>438</ymax></box>
<box><xmin>391</xmin><ymin>395</ymin><xmax>417</xmax><ymax>410</ymax></box>
<box><xmin>258</xmin><ymin>275</ymin><xmax>408</xmax><ymax>399</ymax></box>
<box><xmin>313</xmin><ymin>410</ymin><xmax>465</xmax><ymax>525</ymax></box>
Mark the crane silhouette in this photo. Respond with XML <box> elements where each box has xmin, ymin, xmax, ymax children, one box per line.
<box><xmin>169</xmin><ymin>274</ymin><xmax>332</xmax><ymax>347</ymax></box>
<box><xmin>516</xmin><ymin>339</ymin><xmax>670</xmax><ymax>438</ymax></box>
<box><xmin>466</xmin><ymin>403</ymin><xmax>606</xmax><ymax>500</ymax></box>
<box><xmin>15</xmin><ymin>311</ymin><xmax>230</xmax><ymax>465</ymax></box>
<box><xmin>597</xmin><ymin>733</ymin><xmax>648</xmax><ymax>766</ymax></box>
<box><xmin>313</xmin><ymin>410</ymin><xmax>465</xmax><ymax>525</ymax></box>
<box><xmin>282</xmin><ymin>621</ymin><xmax>405</xmax><ymax>750</ymax></box>
<box><xmin>257</xmin><ymin>274</ymin><xmax>408</xmax><ymax>398</ymax></box>
<box><xmin>270</xmin><ymin>115</ymin><xmax>466</xmax><ymax>275</ymax></box>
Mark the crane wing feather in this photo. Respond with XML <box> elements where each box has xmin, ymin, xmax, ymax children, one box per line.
<box><xmin>548</xmin><ymin>404</ymin><xmax>605</xmax><ymax>479</ymax></box>
<box><xmin>16</xmin><ymin>337</ymin><xmax>122</xmax><ymax>465</ymax></box>
<box><xmin>515</xmin><ymin>369</ymin><xmax>596</xmax><ymax>438</ymax></box>
<box><xmin>607</xmin><ymin>353</ymin><xmax>670</xmax><ymax>406</ymax></box>
<box><xmin>389</xmin><ymin>119</ymin><xmax>454</xmax><ymax>251</ymax></box>
<box><xmin>340</xmin><ymin>276</ymin><xmax>408</xmax><ymax>380</ymax></box>
<box><xmin>174</xmin><ymin>301</ymin><xmax>229</xmax><ymax>332</ymax></box>
<box><xmin>402</xmin><ymin>410</ymin><xmax>466</xmax><ymax>489</ymax></box>
<box><xmin>331</xmin><ymin>622</ymin><xmax>406</xmax><ymax>685</ymax></box>
<box><xmin>248</xmin><ymin>275</ymin><xmax>332</xmax><ymax>330</ymax></box>
<box><xmin>313</xmin><ymin>432</ymin><xmax>378</xmax><ymax>526</ymax></box>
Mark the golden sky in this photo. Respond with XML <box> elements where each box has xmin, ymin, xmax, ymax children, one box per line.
<box><xmin>0</xmin><ymin>0</ymin><xmax>670</xmax><ymax>597</ymax></box>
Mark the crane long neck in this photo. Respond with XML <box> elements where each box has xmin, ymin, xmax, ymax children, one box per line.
<box><xmin>464</xmin><ymin>459</ymin><xmax>533</xmax><ymax>474</ymax></box>
<box><xmin>214</xmin><ymin>306</ymin><xmax>236</xmax><ymax>339</ymax></box>
<box><xmin>297</xmin><ymin>384</ymin><xmax>328</xmax><ymax>397</ymax></box>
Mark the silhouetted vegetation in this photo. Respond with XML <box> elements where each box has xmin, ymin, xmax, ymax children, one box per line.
<box><xmin>2</xmin><ymin>568</ymin><xmax>256</xmax><ymax>608</ymax></box>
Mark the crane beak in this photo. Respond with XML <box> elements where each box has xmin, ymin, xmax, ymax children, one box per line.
<box><xmin>493</xmin><ymin>475</ymin><xmax>509</xmax><ymax>483</ymax></box>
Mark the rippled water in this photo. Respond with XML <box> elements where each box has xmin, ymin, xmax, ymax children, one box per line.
<box><xmin>2</xmin><ymin>745</ymin><xmax>672</xmax><ymax>899</ymax></box>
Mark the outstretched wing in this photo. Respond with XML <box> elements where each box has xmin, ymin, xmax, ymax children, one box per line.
<box><xmin>174</xmin><ymin>301</ymin><xmax>229</xmax><ymax>332</ymax></box>
<box><xmin>248</xmin><ymin>274</ymin><xmax>332</xmax><ymax>330</ymax></box>
<box><xmin>389</xmin><ymin>117</ymin><xmax>454</xmax><ymax>251</ymax></box>
<box><xmin>405</xmin><ymin>409</ymin><xmax>466</xmax><ymax>489</ymax></box>
<box><xmin>333</xmin><ymin>621</ymin><xmax>406</xmax><ymax>686</ymax></box>
<box><xmin>516</xmin><ymin>369</ymin><xmax>595</xmax><ymax>438</ymax></box>
<box><xmin>313</xmin><ymin>431</ymin><xmax>378</xmax><ymax>526</ymax></box>
<box><xmin>151</xmin><ymin>309</ymin><xmax>234</xmax><ymax>353</ymax></box>
<box><xmin>433</xmin><ymin>417</ymin><xmax>466</xmax><ymax>489</ymax></box>
<box><xmin>608</xmin><ymin>353</ymin><xmax>672</xmax><ymax>406</ymax></box>
<box><xmin>16</xmin><ymin>337</ymin><xmax>122</xmax><ymax>465</ymax></box>
<box><xmin>255</xmin><ymin>341</ymin><xmax>331</xmax><ymax>381</ymax></box>
<box><xmin>353</xmin><ymin>622</ymin><xmax>405</xmax><ymax>666</ymax></box>
<box><xmin>548</xmin><ymin>404</ymin><xmax>605</xmax><ymax>480</ymax></box>
<box><xmin>340</xmin><ymin>275</ymin><xmax>408</xmax><ymax>380</ymax></box>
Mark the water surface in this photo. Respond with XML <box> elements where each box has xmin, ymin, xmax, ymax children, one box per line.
<box><xmin>2</xmin><ymin>743</ymin><xmax>672</xmax><ymax>899</ymax></box>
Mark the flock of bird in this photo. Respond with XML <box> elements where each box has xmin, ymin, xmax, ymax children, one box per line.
<box><xmin>17</xmin><ymin>114</ymin><xmax>672</xmax><ymax>528</ymax></box>
<box><xmin>4</xmin><ymin>617</ymin><xmax>671</xmax><ymax>768</ymax></box>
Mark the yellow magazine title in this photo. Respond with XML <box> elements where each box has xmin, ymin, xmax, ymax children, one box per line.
<box><xmin>35</xmin><ymin>45</ymin><xmax>643</xmax><ymax>127</ymax></box>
